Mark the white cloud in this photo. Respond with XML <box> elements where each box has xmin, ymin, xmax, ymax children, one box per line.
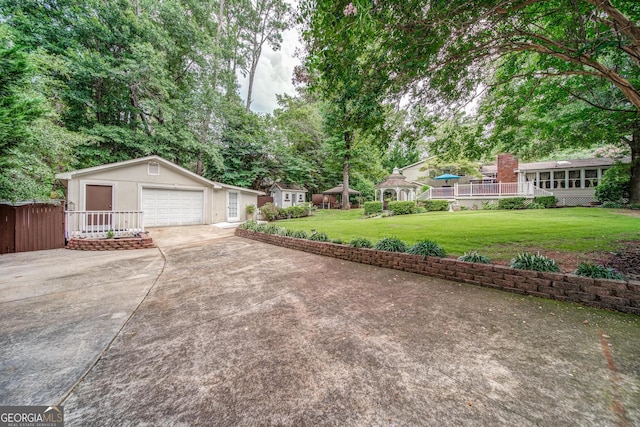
<box><xmin>238</xmin><ymin>27</ymin><xmax>301</xmax><ymax>114</ymax></box>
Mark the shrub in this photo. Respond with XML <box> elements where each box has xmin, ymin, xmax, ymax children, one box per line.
<box><xmin>387</xmin><ymin>201</ymin><xmax>417</xmax><ymax>215</ymax></box>
<box><xmin>534</xmin><ymin>196</ymin><xmax>557</xmax><ymax>208</ymax></box>
<box><xmin>573</xmin><ymin>263</ymin><xmax>625</xmax><ymax>280</ymax></box>
<box><xmin>595</xmin><ymin>163</ymin><xmax>630</xmax><ymax>204</ymax></box>
<box><xmin>263</xmin><ymin>223</ymin><xmax>281</xmax><ymax>235</ymax></box>
<box><xmin>628</xmin><ymin>203</ymin><xmax>640</xmax><ymax>210</ymax></box>
<box><xmin>364</xmin><ymin>201</ymin><xmax>383</xmax><ymax>215</ymax></box>
<box><xmin>239</xmin><ymin>220</ymin><xmax>258</xmax><ymax>230</ymax></box>
<box><xmin>374</xmin><ymin>237</ymin><xmax>408</xmax><ymax>252</ymax></box>
<box><xmin>498</xmin><ymin>197</ymin><xmax>526</xmax><ymax>210</ymax></box>
<box><xmin>309</xmin><ymin>231</ymin><xmax>329</xmax><ymax>241</ymax></box>
<box><xmin>276</xmin><ymin>227</ymin><xmax>292</xmax><ymax>237</ymax></box>
<box><xmin>527</xmin><ymin>202</ymin><xmax>543</xmax><ymax>210</ymax></box>
<box><xmin>291</xmin><ymin>230</ymin><xmax>309</xmax><ymax>239</ymax></box>
<box><xmin>260</xmin><ymin>203</ymin><xmax>280</xmax><ymax>221</ymax></box>
<box><xmin>510</xmin><ymin>252</ymin><xmax>560</xmax><ymax>272</ymax></box>
<box><xmin>457</xmin><ymin>251</ymin><xmax>491</xmax><ymax>264</ymax></box>
<box><xmin>422</xmin><ymin>200</ymin><xmax>449</xmax><ymax>211</ymax></box>
<box><xmin>407</xmin><ymin>240</ymin><xmax>446</xmax><ymax>258</ymax></box>
<box><xmin>482</xmin><ymin>201</ymin><xmax>500</xmax><ymax>210</ymax></box>
<box><xmin>602</xmin><ymin>201</ymin><xmax>624</xmax><ymax>208</ymax></box>
<box><xmin>331</xmin><ymin>238</ymin><xmax>344</xmax><ymax>244</ymax></box>
<box><xmin>350</xmin><ymin>237</ymin><xmax>373</xmax><ymax>248</ymax></box>
<box><xmin>285</xmin><ymin>205</ymin><xmax>307</xmax><ymax>218</ymax></box>
<box><xmin>416</xmin><ymin>207</ymin><xmax>427</xmax><ymax>214</ymax></box>
<box><xmin>246</xmin><ymin>204</ymin><xmax>256</xmax><ymax>214</ymax></box>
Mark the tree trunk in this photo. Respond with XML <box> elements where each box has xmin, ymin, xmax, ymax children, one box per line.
<box><xmin>629</xmin><ymin>128</ymin><xmax>640</xmax><ymax>204</ymax></box>
<box><xmin>342</xmin><ymin>130</ymin><xmax>352</xmax><ymax>210</ymax></box>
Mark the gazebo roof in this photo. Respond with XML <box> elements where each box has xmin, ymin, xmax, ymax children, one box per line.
<box><xmin>375</xmin><ymin>167</ymin><xmax>420</xmax><ymax>189</ymax></box>
<box><xmin>322</xmin><ymin>184</ymin><xmax>361</xmax><ymax>195</ymax></box>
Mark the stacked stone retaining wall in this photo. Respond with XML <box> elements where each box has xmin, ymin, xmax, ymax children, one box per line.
<box><xmin>66</xmin><ymin>233</ymin><xmax>154</xmax><ymax>251</ymax></box>
<box><xmin>235</xmin><ymin>228</ymin><xmax>640</xmax><ymax>315</ymax></box>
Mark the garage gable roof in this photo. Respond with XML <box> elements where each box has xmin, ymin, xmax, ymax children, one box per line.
<box><xmin>55</xmin><ymin>155</ymin><xmax>264</xmax><ymax>195</ymax></box>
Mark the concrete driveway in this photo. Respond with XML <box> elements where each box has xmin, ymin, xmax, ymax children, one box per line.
<box><xmin>2</xmin><ymin>225</ymin><xmax>639</xmax><ymax>425</ymax></box>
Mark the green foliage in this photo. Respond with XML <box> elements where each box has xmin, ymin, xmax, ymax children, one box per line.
<box><xmin>628</xmin><ymin>204</ymin><xmax>640</xmax><ymax>210</ymax></box>
<box><xmin>601</xmin><ymin>201</ymin><xmax>624</xmax><ymax>209</ymax></box>
<box><xmin>364</xmin><ymin>201</ymin><xmax>383</xmax><ymax>215</ymax></box>
<box><xmin>498</xmin><ymin>198</ymin><xmax>527</xmax><ymax>210</ymax></box>
<box><xmin>309</xmin><ymin>231</ymin><xmax>329</xmax><ymax>242</ymax></box>
<box><xmin>291</xmin><ymin>230</ymin><xmax>310</xmax><ymax>239</ymax></box>
<box><xmin>387</xmin><ymin>201</ymin><xmax>417</xmax><ymax>215</ymax></box>
<box><xmin>595</xmin><ymin>163</ymin><xmax>631</xmax><ymax>204</ymax></box>
<box><xmin>510</xmin><ymin>253</ymin><xmax>560</xmax><ymax>273</ymax></box>
<box><xmin>263</xmin><ymin>224</ymin><xmax>282</xmax><ymax>235</ymax></box>
<box><xmin>481</xmin><ymin>201</ymin><xmax>500</xmax><ymax>210</ymax></box>
<box><xmin>457</xmin><ymin>252</ymin><xmax>491</xmax><ymax>264</ymax></box>
<box><xmin>331</xmin><ymin>238</ymin><xmax>344</xmax><ymax>244</ymax></box>
<box><xmin>106</xmin><ymin>230</ymin><xmax>115</xmax><ymax>239</ymax></box>
<box><xmin>285</xmin><ymin>205</ymin><xmax>309</xmax><ymax>219</ymax></box>
<box><xmin>527</xmin><ymin>202</ymin><xmax>545</xmax><ymax>210</ymax></box>
<box><xmin>407</xmin><ymin>240</ymin><xmax>446</xmax><ymax>258</ymax></box>
<box><xmin>260</xmin><ymin>203</ymin><xmax>280</xmax><ymax>222</ymax></box>
<box><xmin>573</xmin><ymin>263</ymin><xmax>625</xmax><ymax>281</ymax></box>
<box><xmin>421</xmin><ymin>200</ymin><xmax>449</xmax><ymax>212</ymax></box>
<box><xmin>239</xmin><ymin>220</ymin><xmax>259</xmax><ymax>231</ymax></box>
<box><xmin>350</xmin><ymin>237</ymin><xmax>373</xmax><ymax>248</ymax></box>
<box><xmin>374</xmin><ymin>237</ymin><xmax>407</xmax><ymax>253</ymax></box>
<box><xmin>246</xmin><ymin>204</ymin><xmax>256</xmax><ymax>214</ymax></box>
<box><xmin>534</xmin><ymin>196</ymin><xmax>557</xmax><ymax>208</ymax></box>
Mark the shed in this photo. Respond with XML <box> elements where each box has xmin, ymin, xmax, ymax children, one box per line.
<box><xmin>55</xmin><ymin>155</ymin><xmax>263</xmax><ymax>228</ymax></box>
<box><xmin>269</xmin><ymin>183</ymin><xmax>307</xmax><ymax>208</ymax></box>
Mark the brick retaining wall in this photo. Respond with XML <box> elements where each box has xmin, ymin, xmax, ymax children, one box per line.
<box><xmin>235</xmin><ymin>228</ymin><xmax>640</xmax><ymax>315</ymax></box>
<box><xmin>66</xmin><ymin>233</ymin><xmax>155</xmax><ymax>251</ymax></box>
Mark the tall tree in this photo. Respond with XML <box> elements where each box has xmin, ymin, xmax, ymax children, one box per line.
<box><xmin>300</xmin><ymin>0</ymin><xmax>390</xmax><ymax>208</ymax></box>
<box><xmin>243</xmin><ymin>0</ymin><xmax>290</xmax><ymax>111</ymax></box>
<box><xmin>314</xmin><ymin>0</ymin><xmax>640</xmax><ymax>203</ymax></box>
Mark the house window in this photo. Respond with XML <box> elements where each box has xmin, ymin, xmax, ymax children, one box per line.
<box><xmin>298</xmin><ymin>194</ymin><xmax>303</xmax><ymax>202</ymax></box>
<box><xmin>148</xmin><ymin>162</ymin><xmax>159</xmax><ymax>176</ymax></box>
<box><xmin>568</xmin><ymin>170</ymin><xmax>580</xmax><ymax>188</ymax></box>
<box><xmin>585</xmin><ymin>169</ymin><xmax>598</xmax><ymax>187</ymax></box>
<box><xmin>539</xmin><ymin>172</ymin><xmax>551</xmax><ymax>189</ymax></box>
<box><xmin>285</xmin><ymin>193</ymin><xmax>290</xmax><ymax>201</ymax></box>
<box><xmin>553</xmin><ymin>171</ymin><xmax>566</xmax><ymax>189</ymax></box>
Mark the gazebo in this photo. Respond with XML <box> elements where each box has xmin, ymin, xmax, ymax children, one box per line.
<box><xmin>322</xmin><ymin>184</ymin><xmax>361</xmax><ymax>209</ymax></box>
<box><xmin>375</xmin><ymin>167</ymin><xmax>420</xmax><ymax>202</ymax></box>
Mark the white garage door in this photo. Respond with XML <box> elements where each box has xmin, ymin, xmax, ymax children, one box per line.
<box><xmin>142</xmin><ymin>188</ymin><xmax>204</xmax><ymax>226</ymax></box>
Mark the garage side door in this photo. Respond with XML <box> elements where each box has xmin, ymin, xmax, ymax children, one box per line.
<box><xmin>142</xmin><ymin>188</ymin><xmax>204</xmax><ymax>226</ymax></box>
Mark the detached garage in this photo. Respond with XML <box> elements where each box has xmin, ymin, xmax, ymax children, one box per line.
<box><xmin>56</xmin><ymin>156</ymin><xmax>263</xmax><ymax>229</ymax></box>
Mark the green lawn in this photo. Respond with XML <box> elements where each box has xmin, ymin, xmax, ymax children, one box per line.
<box><xmin>277</xmin><ymin>208</ymin><xmax>640</xmax><ymax>259</ymax></box>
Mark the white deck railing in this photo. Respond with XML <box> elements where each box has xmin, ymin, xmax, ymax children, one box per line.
<box><xmin>65</xmin><ymin>211</ymin><xmax>145</xmax><ymax>239</ymax></box>
<box><xmin>425</xmin><ymin>182</ymin><xmax>553</xmax><ymax>200</ymax></box>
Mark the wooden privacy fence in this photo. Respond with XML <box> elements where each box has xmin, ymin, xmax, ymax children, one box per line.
<box><xmin>0</xmin><ymin>203</ymin><xmax>65</xmax><ymax>254</ymax></box>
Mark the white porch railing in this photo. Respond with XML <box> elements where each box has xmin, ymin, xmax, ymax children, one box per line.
<box><xmin>424</xmin><ymin>182</ymin><xmax>553</xmax><ymax>200</ymax></box>
<box><xmin>65</xmin><ymin>211</ymin><xmax>145</xmax><ymax>239</ymax></box>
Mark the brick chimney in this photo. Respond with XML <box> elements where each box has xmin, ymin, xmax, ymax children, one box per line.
<box><xmin>497</xmin><ymin>154</ymin><xmax>518</xmax><ymax>183</ymax></box>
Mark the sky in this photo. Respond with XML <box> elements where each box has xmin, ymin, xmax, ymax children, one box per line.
<box><xmin>237</xmin><ymin>27</ymin><xmax>302</xmax><ymax>115</ymax></box>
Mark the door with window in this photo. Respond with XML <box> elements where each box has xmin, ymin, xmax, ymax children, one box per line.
<box><xmin>227</xmin><ymin>192</ymin><xmax>239</xmax><ymax>222</ymax></box>
<box><xmin>86</xmin><ymin>184</ymin><xmax>113</xmax><ymax>231</ymax></box>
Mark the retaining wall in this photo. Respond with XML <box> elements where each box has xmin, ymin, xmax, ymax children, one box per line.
<box><xmin>66</xmin><ymin>232</ymin><xmax>155</xmax><ymax>251</ymax></box>
<box><xmin>235</xmin><ymin>228</ymin><xmax>640</xmax><ymax>315</ymax></box>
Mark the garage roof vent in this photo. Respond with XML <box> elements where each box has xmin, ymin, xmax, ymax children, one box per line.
<box><xmin>148</xmin><ymin>162</ymin><xmax>160</xmax><ymax>176</ymax></box>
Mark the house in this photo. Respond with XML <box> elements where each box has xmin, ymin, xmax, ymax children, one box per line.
<box><xmin>399</xmin><ymin>158</ymin><xmax>433</xmax><ymax>183</ymax></box>
<box><xmin>269</xmin><ymin>183</ymin><xmax>307</xmax><ymax>208</ymax></box>
<box><xmin>407</xmin><ymin>153</ymin><xmax>630</xmax><ymax>207</ymax></box>
<box><xmin>55</xmin><ymin>156</ymin><xmax>263</xmax><ymax>233</ymax></box>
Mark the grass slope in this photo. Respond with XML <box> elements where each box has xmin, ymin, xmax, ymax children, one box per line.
<box><xmin>278</xmin><ymin>208</ymin><xmax>640</xmax><ymax>260</ymax></box>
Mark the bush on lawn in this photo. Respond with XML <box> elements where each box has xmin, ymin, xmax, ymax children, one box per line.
<box><xmin>421</xmin><ymin>200</ymin><xmax>449</xmax><ymax>211</ymax></box>
<box><xmin>595</xmin><ymin>163</ymin><xmax>630</xmax><ymax>205</ymax></box>
<box><xmin>291</xmin><ymin>230</ymin><xmax>309</xmax><ymax>239</ymax></box>
<box><xmin>573</xmin><ymin>263</ymin><xmax>624</xmax><ymax>280</ymax></box>
<box><xmin>285</xmin><ymin>205</ymin><xmax>308</xmax><ymax>218</ymax></box>
<box><xmin>498</xmin><ymin>197</ymin><xmax>527</xmax><ymax>210</ymax></box>
<box><xmin>239</xmin><ymin>220</ymin><xmax>259</xmax><ymax>231</ymax></box>
<box><xmin>534</xmin><ymin>196</ymin><xmax>557</xmax><ymax>208</ymax></box>
<box><xmin>260</xmin><ymin>203</ymin><xmax>281</xmax><ymax>221</ymax></box>
<box><xmin>350</xmin><ymin>237</ymin><xmax>373</xmax><ymax>248</ymax></box>
<box><xmin>374</xmin><ymin>237</ymin><xmax>407</xmax><ymax>252</ymax></box>
<box><xmin>364</xmin><ymin>201</ymin><xmax>383</xmax><ymax>215</ymax></box>
<box><xmin>407</xmin><ymin>240</ymin><xmax>446</xmax><ymax>258</ymax></box>
<box><xmin>457</xmin><ymin>251</ymin><xmax>491</xmax><ymax>264</ymax></box>
<box><xmin>387</xmin><ymin>201</ymin><xmax>417</xmax><ymax>215</ymax></box>
<box><xmin>510</xmin><ymin>252</ymin><xmax>560</xmax><ymax>272</ymax></box>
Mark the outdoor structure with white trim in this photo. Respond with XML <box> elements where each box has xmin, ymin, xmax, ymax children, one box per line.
<box><xmin>375</xmin><ymin>167</ymin><xmax>421</xmax><ymax>202</ymax></box>
<box><xmin>269</xmin><ymin>183</ymin><xmax>307</xmax><ymax>208</ymax></box>
<box><xmin>56</xmin><ymin>156</ymin><xmax>263</xmax><ymax>238</ymax></box>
